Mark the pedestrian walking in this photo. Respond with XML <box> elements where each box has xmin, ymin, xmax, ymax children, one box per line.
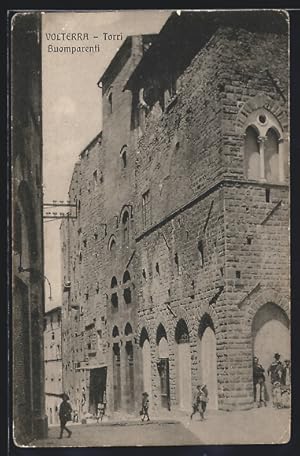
<box><xmin>191</xmin><ymin>384</ymin><xmax>208</xmax><ymax>420</ymax></box>
<box><xmin>267</xmin><ymin>353</ymin><xmax>284</xmax><ymax>408</ymax></box>
<box><xmin>58</xmin><ymin>393</ymin><xmax>72</xmax><ymax>439</ymax></box>
<box><xmin>140</xmin><ymin>392</ymin><xmax>150</xmax><ymax>421</ymax></box>
<box><xmin>253</xmin><ymin>356</ymin><xmax>267</xmax><ymax>407</ymax></box>
<box><xmin>198</xmin><ymin>384</ymin><xmax>209</xmax><ymax>420</ymax></box>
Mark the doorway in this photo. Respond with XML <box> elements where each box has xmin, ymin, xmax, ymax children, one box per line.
<box><xmin>198</xmin><ymin>314</ymin><xmax>218</xmax><ymax>410</ymax></box>
<box><xmin>252</xmin><ymin>302</ymin><xmax>290</xmax><ymax>401</ymax></box>
<box><xmin>157</xmin><ymin>324</ymin><xmax>170</xmax><ymax>410</ymax></box>
<box><xmin>89</xmin><ymin>367</ymin><xmax>107</xmax><ymax>415</ymax></box>
<box><xmin>175</xmin><ymin>319</ymin><xmax>192</xmax><ymax>411</ymax></box>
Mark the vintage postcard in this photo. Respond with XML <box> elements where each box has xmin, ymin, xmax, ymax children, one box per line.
<box><xmin>11</xmin><ymin>9</ymin><xmax>290</xmax><ymax>447</ymax></box>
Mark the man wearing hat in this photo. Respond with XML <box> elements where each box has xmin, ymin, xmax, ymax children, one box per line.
<box><xmin>58</xmin><ymin>393</ymin><xmax>73</xmax><ymax>439</ymax></box>
<box><xmin>267</xmin><ymin>353</ymin><xmax>283</xmax><ymax>408</ymax></box>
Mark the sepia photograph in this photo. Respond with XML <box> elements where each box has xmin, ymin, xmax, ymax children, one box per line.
<box><xmin>11</xmin><ymin>9</ymin><xmax>290</xmax><ymax>447</ymax></box>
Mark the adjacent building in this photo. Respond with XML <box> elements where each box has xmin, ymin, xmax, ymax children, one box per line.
<box><xmin>60</xmin><ymin>11</ymin><xmax>290</xmax><ymax>418</ymax></box>
<box><xmin>12</xmin><ymin>13</ymin><xmax>48</xmax><ymax>444</ymax></box>
<box><xmin>44</xmin><ymin>307</ymin><xmax>63</xmax><ymax>425</ymax></box>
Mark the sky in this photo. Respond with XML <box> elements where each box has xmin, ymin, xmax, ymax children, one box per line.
<box><xmin>42</xmin><ymin>10</ymin><xmax>172</xmax><ymax>311</ymax></box>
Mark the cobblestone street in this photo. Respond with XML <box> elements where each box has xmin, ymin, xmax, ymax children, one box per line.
<box><xmin>30</xmin><ymin>407</ymin><xmax>290</xmax><ymax>447</ymax></box>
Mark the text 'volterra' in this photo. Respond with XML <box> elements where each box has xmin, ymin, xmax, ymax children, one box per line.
<box><xmin>45</xmin><ymin>32</ymin><xmax>124</xmax><ymax>41</ymax></box>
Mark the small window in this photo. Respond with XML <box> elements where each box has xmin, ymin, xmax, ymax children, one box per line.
<box><xmin>142</xmin><ymin>190</ymin><xmax>151</xmax><ymax>228</ymax></box>
<box><xmin>111</xmin><ymin>292</ymin><xmax>118</xmax><ymax>309</ymax></box>
<box><xmin>111</xmin><ymin>276</ymin><xmax>118</xmax><ymax>288</ymax></box>
<box><xmin>108</xmin><ymin>92</ymin><xmax>113</xmax><ymax>113</ymax></box>
<box><xmin>51</xmin><ymin>332</ymin><xmax>55</xmax><ymax>341</ymax></box>
<box><xmin>122</xmin><ymin>211</ymin><xmax>129</xmax><ymax>244</ymax></box>
<box><xmin>198</xmin><ymin>240</ymin><xmax>204</xmax><ymax>267</ymax></box>
<box><xmin>124</xmin><ymin>288</ymin><xmax>132</xmax><ymax>304</ymax></box>
<box><xmin>120</xmin><ymin>146</ymin><xmax>127</xmax><ymax>169</ymax></box>
<box><xmin>93</xmin><ymin>170</ymin><xmax>98</xmax><ymax>189</ymax></box>
<box><xmin>123</xmin><ymin>270</ymin><xmax>131</xmax><ymax>284</ymax></box>
<box><xmin>109</xmin><ymin>238</ymin><xmax>116</xmax><ymax>252</ymax></box>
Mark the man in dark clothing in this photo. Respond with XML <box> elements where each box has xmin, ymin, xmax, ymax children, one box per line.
<box><xmin>140</xmin><ymin>392</ymin><xmax>150</xmax><ymax>422</ymax></box>
<box><xmin>191</xmin><ymin>385</ymin><xmax>208</xmax><ymax>420</ymax></box>
<box><xmin>198</xmin><ymin>384</ymin><xmax>209</xmax><ymax>420</ymax></box>
<box><xmin>253</xmin><ymin>356</ymin><xmax>267</xmax><ymax>407</ymax></box>
<box><xmin>267</xmin><ymin>353</ymin><xmax>283</xmax><ymax>407</ymax></box>
<box><xmin>58</xmin><ymin>394</ymin><xmax>72</xmax><ymax>439</ymax></box>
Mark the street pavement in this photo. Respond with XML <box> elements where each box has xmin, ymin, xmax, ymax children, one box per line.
<box><xmin>30</xmin><ymin>420</ymin><xmax>201</xmax><ymax>447</ymax></box>
<box><xmin>180</xmin><ymin>406</ymin><xmax>290</xmax><ymax>444</ymax></box>
<box><xmin>29</xmin><ymin>406</ymin><xmax>290</xmax><ymax>447</ymax></box>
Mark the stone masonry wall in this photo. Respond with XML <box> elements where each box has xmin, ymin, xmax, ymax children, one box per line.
<box><xmin>60</xmin><ymin>16</ymin><xmax>289</xmax><ymax>415</ymax></box>
<box><xmin>134</xmin><ymin>25</ymin><xmax>289</xmax><ymax>411</ymax></box>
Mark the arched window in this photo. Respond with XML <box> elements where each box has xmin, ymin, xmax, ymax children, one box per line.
<box><xmin>123</xmin><ymin>270</ymin><xmax>131</xmax><ymax>283</ymax></box>
<box><xmin>243</xmin><ymin>110</ymin><xmax>286</xmax><ymax>183</ymax></box>
<box><xmin>108</xmin><ymin>236</ymin><xmax>117</xmax><ymax>254</ymax></box>
<box><xmin>111</xmin><ymin>276</ymin><xmax>118</xmax><ymax>288</ymax></box>
<box><xmin>112</xmin><ymin>326</ymin><xmax>119</xmax><ymax>338</ymax></box>
<box><xmin>124</xmin><ymin>322</ymin><xmax>133</xmax><ymax>336</ymax></box>
<box><xmin>122</xmin><ymin>211</ymin><xmax>129</xmax><ymax>244</ymax></box>
<box><xmin>175</xmin><ymin>319</ymin><xmax>190</xmax><ymax>344</ymax></box>
<box><xmin>123</xmin><ymin>270</ymin><xmax>132</xmax><ymax>305</ymax></box>
<box><xmin>111</xmin><ymin>276</ymin><xmax>118</xmax><ymax>311</ymax></box>
<box><xmin>244</xmin><ymin>126</ymin><xmax>260</xmax><ymax>180</ymax></box>
<box><xmin>120</xmin><ymin>145</ymin><xmax>127</xmax><ymax>169</ymax></box>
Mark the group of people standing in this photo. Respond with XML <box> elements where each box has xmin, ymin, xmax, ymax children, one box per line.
<box><xmin>253</xmin><ymin>353</ymin><xmax>291</xmax><ymax>409</ymax></box>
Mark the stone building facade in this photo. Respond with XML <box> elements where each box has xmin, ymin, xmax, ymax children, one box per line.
<box><xmin>12</xmin><ymin>13</ymin><xmax>48</xmax><ymax>443</ymax></box>
<box><xmin>60</xmin><ymin>11</ymin><xmax>289</xmax><ymax>417</ymax></box>
<box><xmin>44</xmin><ymin>307</ymin><xmax>63</xmax><ymax>425</ymax></box>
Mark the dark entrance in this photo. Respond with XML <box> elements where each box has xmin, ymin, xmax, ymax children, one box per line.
<box><xmin>156</xmin><ymin>324</ymin><xmax>170</xmax><ymax>410</ymax></box>
<box><xmin>158</xmin><ymin>358</ymin><xmax>170</xmax><ymax>410</ymax></box>
<box><xmin>125</xmin><ymin>341</ymin><xmax>134</xmax><ymax>412</ymax></box>
<box><xmin>89</xmin><ymin>367</ymin><xmax>107</xmax><ymax>415</ymax></box>
<box><xmin>113</xmin><ymin>343</ymin><xmax>121</xmax><ymax>411</ymax></box>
